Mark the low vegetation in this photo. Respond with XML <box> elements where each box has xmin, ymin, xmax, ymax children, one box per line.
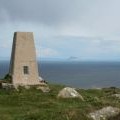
<box><xmin>0</xmin><ymin>84</ymin><xmax>119</xmax><ymax>120</ymax></box>
<box><xmin>0</xmin><ymin>74</ymin><xmax>12</xmax><ymax>83</ymax></box>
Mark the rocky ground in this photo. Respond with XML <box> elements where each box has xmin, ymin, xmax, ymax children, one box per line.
<box><xmin>0</xmin><ymin>84</ymin><xmax>120</xmax><ymax>120</ymax></box>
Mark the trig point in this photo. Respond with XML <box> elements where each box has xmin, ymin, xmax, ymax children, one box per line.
<box><xmin>9</xmin><ymin>32</ymin><xmax>42</xmax><ymax>86</ymax></box>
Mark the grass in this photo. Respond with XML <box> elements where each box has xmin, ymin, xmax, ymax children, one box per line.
<box><xmin>0</xmin><ymin>84</ymin><xmax>119</xmax><ymax>120</ymax></box>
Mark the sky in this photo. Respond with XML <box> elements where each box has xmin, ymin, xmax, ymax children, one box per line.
<box><xmin>1</xmin><ymin>0</ymin><xmax>120</xmax><ymax>61</ymax></box>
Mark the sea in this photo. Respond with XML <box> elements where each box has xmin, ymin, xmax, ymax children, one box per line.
<box><xmin>0</xmin><ymin>60</ymin><xmax>120</xmax><ymax>89</ymax></box>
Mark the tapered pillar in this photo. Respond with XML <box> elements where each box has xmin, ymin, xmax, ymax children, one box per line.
<box><xmin>9</xmin><ymin>32</ymin><xmax>41</xmax><ymax>86</ymax></box>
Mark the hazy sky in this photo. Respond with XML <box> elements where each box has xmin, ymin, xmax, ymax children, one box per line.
<box><xmin>1</xmin><ymin>0</ymin><xmax>120</xmax><ymax>61</ymax></box>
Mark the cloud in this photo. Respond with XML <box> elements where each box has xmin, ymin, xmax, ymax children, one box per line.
<box><xmin>0</xmin><ymin>0</ymin><xmax>78</xmax><ymax>25</ymax></box>
<box><xmin>1</xmin><ymin>0</ymin><xmax>120</xmax><ymax>61</ymax></box>
<box><xmin>1</xmin><ymin>0</ymin><xmax>120</xmax><ymax>37</ymax></box>
<box><xmin>37</xmin><ymin>47</ymin><xmax>60</xmax><ymax>58</ymax></box>
<box><xmin>39</xmin><ymin>36</ymin><xmax>120</xmax><ymax>60</ymax></box>
<box><xmin>0</xmin><ymin>8</ymin><xmax>11</xmax><ymax>23</ymax></box>
<box><xmin>0</xmin><ymin>43</ymin><xmax>10</xmax><ymax>48</ymax></box>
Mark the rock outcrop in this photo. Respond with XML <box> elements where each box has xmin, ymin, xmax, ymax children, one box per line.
<box><xmin>112</xmin><ymin>94</ymin><xmax>120</xmax><ymax>99</ymax></box>
<box><xmin>37</xmin><ymin>86</ymin><xmax>50</xmax><ymax>93</ymax></box>
<box><xmin>57</xmin><ymin>87</ymin><xmax>84</xmax><ymax>100</ymax></box>
<box><xmin>2</xmin><ymin>83</ymin><xmax>14</xmax><ymax>89</ymax></box>
<box><xmin>89</xmin><ymin>106</ymin><xmax>120</xmax><ymax>120</ymax></box>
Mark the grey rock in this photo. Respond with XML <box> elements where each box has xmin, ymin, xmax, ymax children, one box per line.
<box><xmin>24</xmin><ymin>85</ymin><xmax>31</xmax><ymax>89</ymax></box>
<box><xmin>57</xmin><ymin>87</ymin><xmax>84</xmax><ymax>100</ymax></box>
<box><xmin>112</xmin><ymin>94</ymin><xmax>120</xmax><ymax>99</ymax></box>
<box><xmin>2</xmin><ymin>83</ymin><xmax>14</xmax><ymax>89</ymax></box>
<box><xmin>37</xmin><ymin>86</ymin><xmax>50</xmax><ymax>93</ymax></box>
<box><xmin>89</xmin><ymin>106</ymin><xmax>120</xmax><ymax>120</ymax></box>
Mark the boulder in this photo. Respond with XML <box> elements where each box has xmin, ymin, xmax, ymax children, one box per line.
<box><xmin>2</xmin><ymin>83</ymin><xmax>14</xmax><ymax>89</ymax></box>
<box><xmin>112</xmin><ymin>94</ymin><xmax>120</xmax><ymax>99</ymax></box>
<box><xmin>37</xmin><ymin>86</ymin><xmax>50</xmax><ymax>93</ymax></box>
<box><xmin>39</xmin><ymin>76</ymin><xmax>43</xmax><ymax>81</ymax></box>
<box><xmin>24</xmin><ymin>85</ymin><xmax>31</xmax><ymax>89</ymax></box>
<box><xmin>57</xmin><ymin>87</ymin><xmax>84</xmax><ymax>100</ymax></box>
<box><xmin>89</xmin><ymin>106</ymin><xmax>120</xmax><ymax>120</ymax></box>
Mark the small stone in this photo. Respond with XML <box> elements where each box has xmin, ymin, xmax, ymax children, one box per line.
<box><xmin>37</xmin><ymin>86</ymin><xmax>50</xmax><ymax>93</ymax></box>
<box><xmin>2</xmin><ymin>83</ymin><xmax>14</xmax><ymax>89</ymax></box>
<box><xmin>24</xmin><ymin>85</ymin><xmax>31</xmax><ymax>89</ymax></box>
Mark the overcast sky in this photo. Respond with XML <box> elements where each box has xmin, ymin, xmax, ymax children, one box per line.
<box><xmin>1</xmin><ymin>0</ymin><xmax>120</xmax><ymax>61</ymax></box>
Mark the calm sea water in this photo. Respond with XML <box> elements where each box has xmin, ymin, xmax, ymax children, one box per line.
<box><xmin>0</xmin><ymin>61</ymin><xmax>120</xmax><ymax>88</ymax></box>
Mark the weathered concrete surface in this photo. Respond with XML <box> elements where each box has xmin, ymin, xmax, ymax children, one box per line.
<box><xmin>57</xmin><ymin>87</ymin><xmax>84</xmax><ymax>100</ymax></box>
<box><xmin>89</xmin><ymin>106</ymin><xmax>120</xmax><ymax>120</ymax></box>
<box><xmin>9</xmin><ymin>32</ymin><xmax>42</xmax><ymax>86</ymax></box>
